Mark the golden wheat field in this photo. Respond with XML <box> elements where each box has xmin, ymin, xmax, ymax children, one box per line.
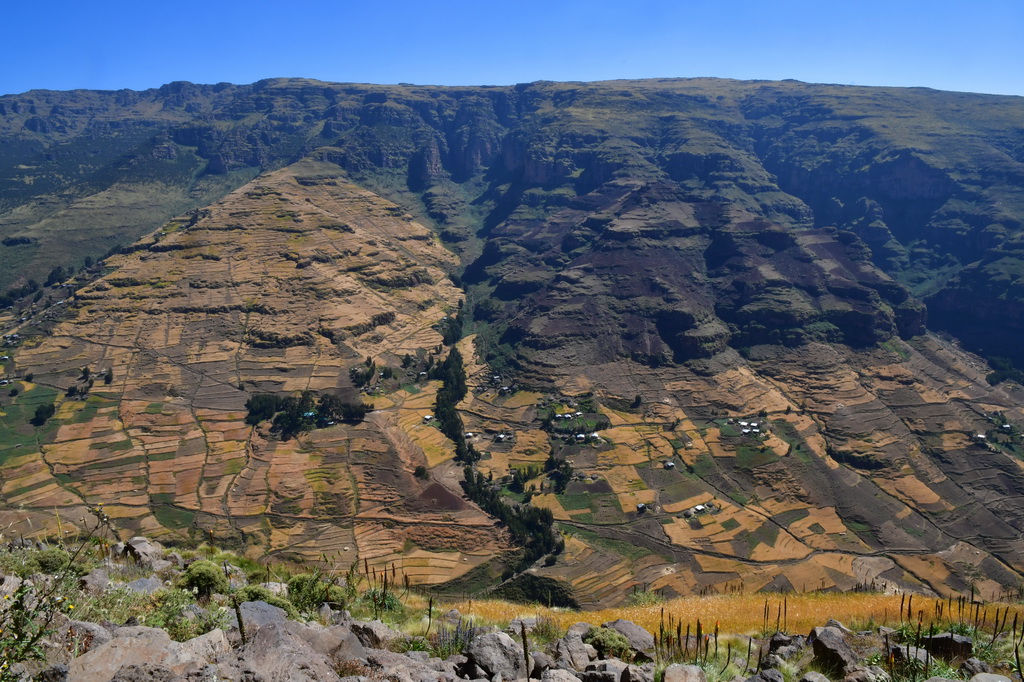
<box><xmin>447</xmin><ymin>592</ymin><xmax>1024</xmax><ymax>636</ymax></box>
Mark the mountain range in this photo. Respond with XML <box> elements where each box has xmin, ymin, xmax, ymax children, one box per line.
<box><xmin>1</xmin><ymin>77</ymin><xmax>1023</xmax><ymax>606</ymax></box>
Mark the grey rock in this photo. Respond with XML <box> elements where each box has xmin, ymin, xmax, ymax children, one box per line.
<box><xmin>556</xmin><ymin>633</ymin><xmax>591</xmax><ymax>671</ymax></box>
<box><xmin>842</xmin><ymin>666</ymin><xmax>891</xmax><ymax>682</ymax></box>
<box><xmin>825</xmin><ymin>619</ymin><xmax>852</xmax><ymax>633</ymax></box>
<box><xmin>969</xmin><ymin>675</ymin><xmax>1013</xmax><ymax>682</ymax></box>
<box><xmin>774</xmin><ymin>645</ymin><xmax>802</xmax><ymax>660</ymax></box>
<box><xmin>237</xmin><ymin>621</ymin><xmax>342</xmax><ymax>681</ymax></box>
<box><xmin>466</xmin><ymin>632</ymin><xmax>527</xmax><ymax>680</ymax></box>
<box><xmin>567</xmin><ymin>622</ymin><xmax>594</xmax><ymax>637</ymax></box>
<box><xmin>509</xmin><ymin>616</ymin><xmax>539</xmax><ymax>634</ymax></box>
<box><xmin>662</xmin><ymin>664</ymin><xmax>707</xmax><ymax>682</ymax></box>
<box><xmin>237</xmin><ymin>600</ymin><xmax>287</xmax><ymax>634</ymax></box>
<box><xmin>122</xmin><ymin>537</ymin><xmax>165</xmax><ymax>569</ymax></box>
<box><xmin>109</xmin><ymin>663</ymin><xmax>176</xmax><ymax>681</ymax></box>
<box><xmin>888</xmin><ymin>643</ymin><xmax>929</xmax><ymax>665</ymax></box>
<box><xmin>61</xmin><ymin>619</ymin><xmax>113</xmax><ymax>655</ymax></box>
<box><xmin>762</xmin><ymin>654</ymin><xmax>785</xmax><ymax>670</ymax></box>
<box><xmin>924</xmin><ymin>633</ymin><xmax>974</xmax><ymax>660</ymax></box>
<box><xmin>810</xmin><ymin>626</ymin><xmax>858</xmax><ymax>676</ymax></box>
<box><xmin>259</xmin><ymin>581</ymin><xmax>289</xmax><ymax>596</ymax></box>
<box><xmin>624</xmin><ymin>663</ymin><xmax>655</xmax><ymax>682</ymax></box>
<box><xmin>582</xmin><ymin>659</ymin><xmax>629</xmax><ymax>682</ymax></box>
<box><xmin>442</xmin><ymin>608</ymin><xmax>462</xmax><ymax>624</ymax></box>
<box><xmin>768</xmin><ymin>633</ymin><xmax>792</xmax><ymax>653</ymax></box>
<box><xmin>961</xmin><ymin>658</ymin><xmax>992</xmax><ymax>676</ymax></box>
<box><xmin>79</xmin><ymin>568</ymin><xmax>110</xmax><ymax>595</ymax></box>
<box><xmin>124</xmin><ymin>577</ymin><xmax>163</xmax><ymax>594</ymax></box>
<box><xmin>36</xmin><ymin>665</ymin><xmax>69</xmax><ymax>682</ymax></box>
<box><xmin>800</xmin><ymin>673</ymin><xmax>831</xmax><ymax>682</ymax></box>
<box><xmin>601</xmin><ymin>619</ymin><xmax>655</xmax><ymax>661</ymax></box>
<box><xmin>67</xmin><ymin>626</ymin><xmax>228</xmax><ymax>682</ymax></box>
<box><xmin>747</xmin><ymin>670</ymin><xmax>784</xmax><ymax>682</ymax></box>
<box><xmin>544</xmin><ymin>670</ymin><xmax>583</xmax><ymax>682</ymax></box>
<box><xmin>350</xmin><ymin>619</ymin><xmax>401</xmax><ymax>648</ymax></box>
<box><xmin>532</xmin><ymin>651</ymin><xmax>556</xmax><ymax>676</ymax></box>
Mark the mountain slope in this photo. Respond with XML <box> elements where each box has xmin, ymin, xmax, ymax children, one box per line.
<box><xmin>2</xmin><ymin>78</ymin><xmax>1024</xmax><ymax>604</ymax></box>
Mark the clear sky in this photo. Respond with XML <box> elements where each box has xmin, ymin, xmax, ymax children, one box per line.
<box><xmin>2</xmin><ymin>0</ymin><xmax>1022</xmax><ymax>97</ymax></box>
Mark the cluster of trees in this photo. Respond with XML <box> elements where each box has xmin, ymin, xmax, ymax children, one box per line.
<box><xmin>544</xmin><ymin>456</ymin><xmax>573</xmax><ymax>494</ymax></box>
<box><xmin>508</xmin><ymin>465</ymin><xmax>541</xmax><ymax>494</ymax></box>
<box><xmin>987</xmin><ymin>356</ymin><xmax>1024</xmax><ymax>386</ymax></box>
<box><xmin>349</xmin><ymin>358</ymin><xmax>376</xmax><ymax>387</ymax></box>
<box><xmin>244</xmin><ymin>391</ymin><xmax>370</xmax><ymax>440</ymax></box>
<box><xmin>431</xmin><ymin>347</ymin><xmax>478</xmax><ymax>463</ymax></box>
<box><xmin>31</xmin><ymin>403</ymin><xmax>55</xmax><ymax>426</ymax></box>
<box><xmin>461</xmin><ymin>466</ymin><xmax>563</xmax><ymax>575</ymax></box>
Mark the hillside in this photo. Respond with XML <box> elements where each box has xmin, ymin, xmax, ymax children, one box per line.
<box><xmin>2</xmin><ymin>78</ymin><xmax>1024</xmax><ymax>605</ymax></box>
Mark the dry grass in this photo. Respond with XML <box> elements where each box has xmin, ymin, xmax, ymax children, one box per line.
<box><xmin>446</xmin><ymin>592</ymin><xmax>1024</xmax><ymax>637</ymax></box>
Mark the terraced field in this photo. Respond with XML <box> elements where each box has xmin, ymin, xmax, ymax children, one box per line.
<box><xmin>0</xmin><ymin>159</ymin><xmax>508</xmax><ymax>583</ymax></box>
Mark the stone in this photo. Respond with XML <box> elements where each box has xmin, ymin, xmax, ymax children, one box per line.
<box><xmin>124</xmin><ymin>577</ymin><xmax>163</xmax><ymax>594</ymax></box>
<box><xmin>888</xmin><ymin>643</ymin><xmax>929</xmax><ymax>665</ymax></box>
<box><xmin>960</xmin><ymin>658</ymin><xmax>992</xmax><ymax>676</ymax></box>
<box><xmin>624</xmin><ymin>663</ymin><xmax>655</xmax><ymax>682</ymax></box>
<box><xmin>61</xmin><ymin>619</ymin><xmax>113</xmax><ymax>655</ymax></box>
<box><xmin>842</xmin><ymin>666</ymin><xmax>890</xmax><ymax>682</ymax></box>
<box><xmin>800</xmin><ymin>673</ymin><xmax>831</xmax><ymax>682</ymax></box>
<box><xmin>747</xmin><ymin>671</ymin><xmax>784</xmax><ymax>682</ymax></box>
<box><xmin>350</xmin><ymin>619</ymin><xmax>401</xmax><ymax>648</ymax></box>
<box><xmin>109</xmin><ymin>663</ymin><xmax>176</xmax><ymax>681</ymax></box>
<box><xmin>509</xmin><ymin>616</ymin><xmax>539</xmax><ymax>634</ymax></box>
<box><xmin>36</xmin><ymin>665</ymin><xmax>69</xmax><ymax>682</ymax></box>
<box><xmin>532</xmin><ymin>651</ymin><xmax>556</xmax><ymax>676</ymax></box>
<box><xmin>122</xmin><ymin>537</ymin><xmax>165</xmax><ymax>569</ymax></box>
<box><xmin>662</xmin><ymin>664</ymin><xmax>708</xmax><ymax>682</ymax></box>
<box><xmin>969</xmin><ymin>675</ymin><xmax>1013</xmax><ymax>682</ymax></box>
<box><xmin>923</xmin><ymin>633</ymin><xmax>974</xmax><ymax>660</ymax></box>
<box><xmin>237</xmin><ymin>600</ymin><xmax>287</xmax><ymax>634</ymax></box>
<box><xmin>67</xmin><ymin>626</ymin><xmax>228</xmax><ymax>682</ymax></box>
<box><xmin>768</xmin><ymin>633</ymin><xmax>792</xmax><ymax>652</ymax></box>
<box><xmin>259</xmin><ymin>581</ymin><xmax>289</xmax><ymax>596</ymax></box>
<box><xmin>762</xmin><ymin>654</ymin><xmax>786</xmax><ymax>670</ymax></box>
<box><xmin>601</xmin><ymin>619</ymin><xmax>655</xmax><ymax>661</ymax></box>
<box><xmin>237</xmin><ymin>621</ymin><xmax>342</xmax><ymax>681</ymax></box>
<box><xmin>567</xmin><ymin>622</ymin><xmax>594</xmax><ymax>637</ymax></box>
<box><xmin>825</xmin><ymin>619</ymin><xmax>852</xmax><ymax>633</ymax></box>
<box><xmin>466</xmin><ymin>632</ymin><xmax>527</xmax><ymax>680</ymax></box>
<box><xmin>810</xmin><ymin>626</ymin><xmax>858</xmax><ymax>676</ymax></box>
<box><xmin>582</xmin><ymin>659</ymin><xmax>629</xmax><ymax>682</ymax></box>
<box><xmin>544</xmin><ymin>671</ymin><xmax>583</xmax><ymax>682</ymax></box>
<box><xmin>79</xmin><ymin>568</ymin><xmax>110</xmax><ymax>595</ymax></box>
<box><xmin>556</xmin><ymin>633</ymin><xmax>591</xmax><ymax>671</ymax></box>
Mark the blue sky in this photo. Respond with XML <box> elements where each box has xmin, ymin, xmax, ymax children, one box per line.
<box><xmin>2</xmin><ymin>0</ymin><xmax>1022</xmax><ymax>96</ymax></box>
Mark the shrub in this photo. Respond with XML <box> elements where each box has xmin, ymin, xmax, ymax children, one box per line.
<box><xmin>178</xmin><ymin>560</ymin><xmax>229</xmax><ymax>599</ymax></box>
<box><xmin>146</xmin><ymin>588</ymin><xmax>228</xmax><ymax>642</ymax></box>
<box><xmin>235</xmin><ymin>584</ymin><xmax>299</xmax><ymax>619</ymax></box>
<box><xmin>287</xmin><ymin>573</ymin><xmax>346</xmax><ymax>613</ymax></box>
<box><xmin>584</xmin><ymin>626</ymin><xmax>632</xmax><ymax>660</ymax></box>
<box><xmin>35</xmin><ymin>548</ymin><xmax>71</xmax><ymax>574</ymax></box>
<box><xmin>362</xmin><ymin>587</ymin><xmax>404</xmax><ymax>615</ymax></box>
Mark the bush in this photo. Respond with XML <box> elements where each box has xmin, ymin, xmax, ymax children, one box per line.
<box><xmin>235</xmin><ymin>584</ymin><xmax>299</xmax><ymax>619</ymax></box>
<box><xmin>287</xmin><ymin>573</ymin><xmax>346</xmax><ymax>613</ymax></box>
<box><xmin>146</xmin><ymin>588</ymin><xmax>228</xmax><ymax>641</ymax></box>
<box><xmin>584</xmin><ymin>627</ymin><xmax>632</xmax><ymax>660</ymax></box>
<box><xmin>178</xmin><ymin>560</ymin><xmax>229</xmax><ymax>599</ymax></box>
<box><xmin>35</xmin><ymin>548</ymin><xmax>71</xmax><ymax>574</ymax></box>
<box><xmin>361</xmin><ymin>587</ymin><xmax>403</xmax><ymax>615</ymax></box>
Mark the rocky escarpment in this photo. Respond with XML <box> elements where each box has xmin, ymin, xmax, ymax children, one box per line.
<box><xmin>2</xmin><ymin>78</ymin><xmax>1024</xmax><ymax>369</ymax></box>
